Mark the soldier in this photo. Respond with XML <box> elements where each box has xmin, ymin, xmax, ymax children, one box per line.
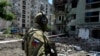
<box><xmin>23</xmin><ymin>12</ymin><xmax>57</xmax><ymax>56</ymax></box>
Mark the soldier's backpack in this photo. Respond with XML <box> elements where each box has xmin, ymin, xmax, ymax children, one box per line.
<box><xmin>22</xmin><ymin>29</ymin><xmax>57</xmax><ymax>56</ymax></box>
<box><xmin>22</xmin><ymin>28</ymin><xmax>37</xmax><ymax>56</ymax></box>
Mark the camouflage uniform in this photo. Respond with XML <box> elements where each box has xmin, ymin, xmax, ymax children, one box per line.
<box><xmin>25</xmin><ymin>28</ymin><xmax>48</xmax><ymax>56</ymax></box>
<box><xmin>24</xmin><ymin>12</ymin><xmax>49</xmax><ymax>56</ymax></box>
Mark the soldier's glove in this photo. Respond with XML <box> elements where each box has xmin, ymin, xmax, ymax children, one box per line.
<box><xmin>51</xmin><ymin>48</ymin><xmax>55</xmax><ymax>53</ymax></box>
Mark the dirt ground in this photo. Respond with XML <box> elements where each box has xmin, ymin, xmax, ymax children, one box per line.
<box><xmin>0</xmin><ymin>42</ymin><xmax>26</xmax><ymax>56</ymax></box>
<box><xmin>0</xmin><ymin>36</ymin><xmax>100</xmax><ymax>56</ymax></box>
<box><xmin>0</xmin><ymin>41</ymin><xmax>88</xmax><ymax>56</ymax></box>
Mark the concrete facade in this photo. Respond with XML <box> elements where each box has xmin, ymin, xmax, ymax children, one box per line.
<box><xmin>53</xmin><ymin>0</ymin><xmax>100</xmax><ymax>38</ymax></box>
<box><xmin>53</xmin><ymin>0</ymin><xmax>67</xmax><ymax>34</ymax></box>
<box><xmin>3</xmin><ymin>0</ymin><xmax>53</xmax><ymax>34</ymax></box>
<box><xmin>0</xmin><ymin>19</ymin><xmax>12</xmax><ymax>30</ymax></box>
<box><xmin>68</xmin><ymin>0</ymin><xmax>100</xmax><ymax>38</ymax></box>
<box><xmin>11</xmin><ymin>0</ymin><xmax>31</xmax><ymax>28</ymax></box>
<box><xmin>54</xmin><ymin>11</ymin><xmax>66</xmax><ymax>33</ymax></box>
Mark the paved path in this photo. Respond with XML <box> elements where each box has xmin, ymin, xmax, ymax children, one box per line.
<box><xmin>0</xmin><ymin>39</ymin><xmax>23</xmax><ymax>44</ymax></box>
<box><xmin>0</xmin><ymin>40</ymin><xmax>26</xmax><ymax>56</ymax></box>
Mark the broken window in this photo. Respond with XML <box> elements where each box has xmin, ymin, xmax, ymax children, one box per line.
<box><xmin>90</xmin><ymin>17</ymin><xmax>99</xmax><ymax>22</ymax></box>
<box><xmin>85</xmin><ymin>17</ymin><xmax>99</xmax><ymax>22</ymax></box>
<box><xmin>23</xmin><ymin>6</ymin><xmax>26</xmax><ymax>9</ymax></box>
<box><xmin>62</xmin><ymin>16</ymin><xmax>64</xmax><ymax>22</ymax></box>
<box><xmin>86</xmin><ymin>0</ymin><xmax>94</xmax><ymax>3</ymax></box>
<box><xmin>85</xmin><ymin>11</ymin><xmax>99</xmax><ymax>22</ymax></box>
<box><xmin>22</xmin><ymin>19</ymin><xmax>25</xmax><ymax>23</ymax></box>
<box><xmin>71</xmin><ymin>14</ymin><xmax>76</xmax><ymax>19</ymax></box>
<box><xmin>23</xmin><ymin>0</ymin><xmax>26</xmax><ymax>5</ymax></box>
<box><xmin>86</xmin><ymin>1</ymin><xmax>100</xmax><ymax>9</ymax></box>
<box><xmin>72</xmin><ymin>0</ymin><xmax>78</xmax><ymax>8</ymax></box>
<box><xmin>91</xmin><ymin>3</ymin><xmax>100</xmax><ymax>8</ymax></box>
<box><xmin>70</xmin><ymin>26</ymin><xmax>76</xmax><ymax>31</ymax></box>
<box><xmin>85</xmin><ymin>11</ymin><xmax>99</xmax><ymax>16</ymax></box>
<box><xmin>59</xmin><ymin>16</ymin><xmax>61</xmax><ymax>21</ymax></box>
<box><xmin>57</xmin><ymin>6</ymin><xmax>65</xmax><ymax>11</ymax></box>
<box><xmin>85</xmin><ymin>17</ymin><xmax>90</xmax><ymax>22</ymax></box>
<box><xmin>22</xmin><ymin>10</ymin><xmax>26</xmax><ymax>14</ymax></box>
<box><xmin>22</xmin><ymin>14</ymin><xmax>25</xmax><ymax>18</ymax></box>
<box><xmin>86</xmin><ymin>0</ymin><xmax>100</xmax><ymax>3</ymax></box>
<box><xmin>53</xmin><ymin>0</ymin><xmax>67</xmax><ymax>11</ymax></box>
<box><xmin>22</xmin><ymin>24</ymin><xmax>25</xmax><ymax>28</ymax></box>
<box><xmin>92</xmin><ymin>30</ymin><xmax>100</xmax><ymax>39</ymax></box>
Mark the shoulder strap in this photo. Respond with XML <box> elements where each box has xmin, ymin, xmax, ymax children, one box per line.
<box><xmin>23</xmin><ymin>28</ymin><xmax>38</xmax><ymax>41</ymax></box>
<box><xmin>23</xmin><ymin>28</ymin><xmax>38</xmax><ymax>56</ymax></box>
<box><xmin>43</xmin><ymin>33</ymin><xmax>48</xmax><ymax>44</ymax></box>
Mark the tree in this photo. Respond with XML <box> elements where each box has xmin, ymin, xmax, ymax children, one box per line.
<box><xmin>0</xmin><ymin>0</ymin><xmax>15</xmax><ymax>21</ymax></box>
<box><xmin>62</xmin><ymin>1</ymin><xmax>72</xmax><ymax>33</ymax></box>
<box><xmin>64</xmin><ymin>0</ymin><xmax>79</xmax><ymax>33</ymax></box>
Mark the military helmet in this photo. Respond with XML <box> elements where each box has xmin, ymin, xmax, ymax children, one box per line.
<box><xmin>34</xmin><ymin>12</ymin><xmax>48</xmax><ymax>25</ymax></box>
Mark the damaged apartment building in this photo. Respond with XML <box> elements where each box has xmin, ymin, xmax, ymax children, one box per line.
<box><xmin>53</xmin><ymin>0</ymin><xmax>67</xmax><ymax>33</ymax></box>
<box><xmin>53</xmin><ymin>0</ymin><xmax>100</xmax><ymax>39</ymax></box>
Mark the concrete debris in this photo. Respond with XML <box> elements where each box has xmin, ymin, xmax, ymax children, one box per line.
<box><xmin>50</xmin><ymin>36</ymin><xmax>100</xmax><ymax>56</ymax></box>
<box><xmin>58</xmin><ymin>53</ymin><xmax>66</xmax><ymax>56</ymax></box>
<box><xmin>87</xmin><ymin>38</ymin><xmax>100</xmax><ymax>46</ymax></box>
<box><xmin>0</xmin><ymin>35</ymin><xmax>100</xmax><ymax>56</ymax></box>
<box><xmin>55</xmin><ymin>43</ymin><xmax>88</xmax><ymax>56</ymax></box>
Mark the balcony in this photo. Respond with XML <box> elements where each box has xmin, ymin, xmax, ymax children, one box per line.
<box><xmin>56</xmin><ymin>21</ymin><xmax>62</xmax><ymax>24</ymax></box>
<box><xmin>86</xmin><ymin>0</ymin><xmax>100</xmax><ymax>4</ymax></box>
<box><xmin>86</xmin><ymin>1</ymin><xmax>100</xmax><ymax>9</ymax></box>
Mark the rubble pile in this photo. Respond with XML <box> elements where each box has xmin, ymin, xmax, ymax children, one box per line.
<box><xmin>0</xmin><ymin>36</ymin><xmax>100</xmax><ymax>56</ymax></box>
<box><xmin>87</xmin><ymin>38</ymin><xmax>100</xmax><ymax>51</ymax></box>
<box><xmin>55</xmin><ymin>43</ymin><xmax>88</xmax><ymax>56</ymax></box>
<box><xmin>50</xmin><ymin>36</ymin><xmax>100</xmax><ymax>51</ymax></box>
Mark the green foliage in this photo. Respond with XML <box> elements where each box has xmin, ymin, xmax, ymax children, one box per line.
<box><xmin>63</xmin><ymin>2</ymin><xmax>72</xmax><ymax>32</ymax></box>
<box><xmin>5</xmin><ymin>10</ymin><xmax>15</xmax><ymax>20</ymax></box>
<box><xmin>47</xmin><ymin>25</ymin><xmax>52</xmax><ymax>31</ymax></box>
<box><xmin>0</xmin><ymin>0</ymin><xmax>11</xmax><ymax>7</ymax></box>
<box><xmin>3</xmin><ymin>28</ymin><xmax>11</xmax><ymax>34</ymax></box>
<box><xmin>0</xmin><ymin>0</ymin><xmax>15</xmax><ymax>21</ymax></box>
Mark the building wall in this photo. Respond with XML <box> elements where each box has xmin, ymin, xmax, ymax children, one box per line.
<box><xmin>9</xmin><ymin>0</ymin><xmax>32</xmax><ymax>29</ymax></box>
<box><xmin>54</xmin><ymin>11</ymin><xmax>66</xmax><ymax>33</ymax></box>
<box><xmin>69</xmin><ymin>0</ymin><xmax>100</xmax><ymax>26</ymax></box>
<box><xmin>53</xmin><ymin>0</ymin><xmax>69</xmax><ymax>34</ymax></box>
<box><xmin>10</xmin><ymin>0</ymin><xmax>22</xmax><ymax>28</ymax></box>
<box><xmin>6</xmin><ymin>0</ymin><xmax>53</xmax><ymax>33</ymax></box>
<box><xmin>0</xmin><ymin>19</ymin><xmax>12</xmax><ymax>30</ymax></box>
<box><xmin>9</xmin><ymin>0</ymin><xmax>53</xmax><ymax>28</ymax></box>
<box><xmin>25</xmin><ymin>0</ymin><xmax>31</xmax><ymax>28</ymax></box>
<box><xmin>68</xmin><ymin>0</ymin><xmax>100</xmax><ymax>37</ymax></box>
<box><xmin>53</xmin><ymin>0</ymin><xmax>100</xmax><ymax>37</ymax></box>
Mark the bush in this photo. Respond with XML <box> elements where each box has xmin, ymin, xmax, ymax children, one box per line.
<box><xmin>3</xmin><ymin>28</ymin><xmax>11</xmax><ymax>34</ymax></box>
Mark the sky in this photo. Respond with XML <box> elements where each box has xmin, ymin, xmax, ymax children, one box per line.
<box><xmin>48</xmin><ymin>0</ymin><xmax>52</xmax><ymax>4</ymax></box>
